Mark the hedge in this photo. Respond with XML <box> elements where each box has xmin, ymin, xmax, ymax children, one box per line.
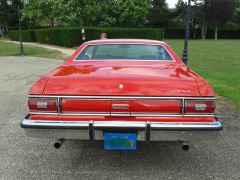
<box><xmin>9</xmin><ymin>30</ymin><xmax>36</xmax><ymax>42</ymax></box>
<box><xmin>164</xmin><ymin>26</ymin><xmax>240</xmax><ymax>39</ymax></box>
<box><xmin>9</xmin><ymin>27</ymin><xmax>163</xmax><ymax>47</ymax></box>
<box><xmin>9</xmin><ymin>26</ymin><xmax>240</xmax><ymax>46</ymax></box>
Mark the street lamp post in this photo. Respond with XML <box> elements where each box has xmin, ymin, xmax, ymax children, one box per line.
<box><xmin>7</xmin><ymin>0</ymin><xmax>29</xmax><ymax>56</ymax></box>
<box><xmin>17</xmin><ymin>0</ymin><xmax>24</xmax><ymax>56</ymax></box>
<box><xmin>182</xmin><ymin>0</ymin><xmax>191</xmax><ymax>65</ymax></box>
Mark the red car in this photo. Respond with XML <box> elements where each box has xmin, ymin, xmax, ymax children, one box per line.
<box><xmin>21</xmin><ymin>39</ymin><xmax>222</xmax><ymax>150</ymax></box>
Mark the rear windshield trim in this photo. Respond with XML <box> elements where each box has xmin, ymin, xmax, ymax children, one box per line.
<box><xmin>73</xmin><ymin>43</ymin><xmax>175</xmax><ymax>62</ymax></box>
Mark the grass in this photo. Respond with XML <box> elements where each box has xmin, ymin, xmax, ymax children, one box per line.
<box><xmin>166</xmin><ymin>40</ymin><xmax>240</xmax><ymax>107</ymax></box>
<box><xmin>0</xmin><ymin>41</ymin><xmax>67</xmax><ymax>60</ymax></box>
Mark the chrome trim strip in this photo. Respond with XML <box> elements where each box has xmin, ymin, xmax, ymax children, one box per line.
<box><xmin>182</xmin><ymin>114</ymin><xmax>215</xmax><ymax>117</ymax></box>
<box><xmin>29</xmin><ymin>111</ymin><xmax>215</xmax><ymax>117</ymax></box>
<box><xmin>93</xmin><ymin>121</ymin><xmax>147</xmax><ymax>128</ymax></box>
<box><xmin>181</xmin><ymin>99</ymin><xmax>185</xmax><ymax>115</ymax></box>
<box><xmin>150</xmin><ymin>121</ymin><xmax>222</xmax><ymax>129</ymax></box>
<box><xmin>22</xmin><ymin>119</ymin><xmax>89</xmax><ymax>128</ymax></box>
<box><xmin>29</xmin><ymin>95</ymin><xmax>216</xmax><ymax>100</ymax></box>
<box><xmin>29</xmin><ymin>110</ymin><xmax>58</xmax><ymax>113</ymax></box>
<box><xmin>112</xmin><ymin>104</ymin><xmax>130</xmax><ymax>110</ymax></box>
<box><xmin>87</xmin><ymin>39</ymin><xmax>166</xmax><ymax>43</ymax></box>
<box><xmin>29</xmin><ymin>112</ymin><xmax>111</xmax><ymax>116</ymax></box>
<box><xmin>131</xmin><ymin>112</ymin><xmax>180</xmax><ymax>116</ymax></box>
<box><xmin>130</xmin><ymin>113</ymin><xmax>214</xmax><ymax>117</ymax></box>
<box><xmin>57</xmin><ymin>97</ymin><xmax>61</xmax><ymax>114</ymax></box>
<box><xmin>72</xmin><ymin>43</ymin><xmax>176</xmax><ymax>62</ymax></box>
<box><xmin>21</xmin><ymin>119</ymin><xmax>222</xmax><ymax>130</ymax></box>
<box><xmin>111</xmin><ymin>112</ymin><xmax>131</xmax><ymax>116</ymax></box>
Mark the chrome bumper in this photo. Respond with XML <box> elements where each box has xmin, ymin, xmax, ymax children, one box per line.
<box><xmin>21</xmin><ymin>119</ymin><xmax>223</xmax><ymax>141</ymax></box>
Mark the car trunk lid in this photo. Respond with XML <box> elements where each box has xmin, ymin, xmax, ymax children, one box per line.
<box><xmin>42</xmin><ymin>63</ymin><xmax>200</xmax><ymax>115</ymax></box>
<box><xmin>43</xmin><ymin>63</ymin><xmax>200</xmax><ymax>96</ymax></box>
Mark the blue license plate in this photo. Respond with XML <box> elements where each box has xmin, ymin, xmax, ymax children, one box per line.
<box><xmin>104</xmin><ymin>133</ymin><xmax>136</xmax><ymax>150</ymax></box>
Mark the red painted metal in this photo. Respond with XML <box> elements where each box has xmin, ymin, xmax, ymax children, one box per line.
<box><xmin>40</xmin><ymin>64</ymin><xmax>202</xmax><ymax>96</ymax></box>
<box><xmin>61</xmin><ymin>99</ymin><xmax>110</xmax><ymax>112</ymax></box>
<box><xmin>61</xmin><ymin>99</ymin><xmax>181</xmax><ymax>114</ymax></box>
<box><xmin>28</xmin><ymin>39</ymin><xmax>216</xmax><ymax>123</ymax></box>
<box><xmin>130</xmin><ymin>100</ymin><xmax>181</xmax><ymax>113</ymax></box>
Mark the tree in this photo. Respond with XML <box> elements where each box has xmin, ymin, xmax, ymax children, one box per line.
<box><xmin>205</xmin><ymin>0</ymin><xmax>236</xmax><ymax>40</ymax></box>
<box><xmin>174</xmin><ymin>0</ymin><xmax>202</xmax><ymax>39</ymax></box>
<box><xmin>176</xmin><ymin>0</ymin><xmax>236</xmax><ymax>39</ymax></box>
<box><xmin>52</xmin><ymin>0</ymin><xmax>83</xmax><ymax>26</ymax></box>
<box><xmin>21</xmin><ymin>0</ymin><xmax>150</xmax><ymax>28</ymax></box>
<box><xmin>148</xmin><ymin>0</ymin><xmax>171</xmax><ymax>28</ymax></box>
<box><xmin>0</xmin><ymin>0</ymin><xmax>18</xmax><ymax>37</ymax></box>
<box><xmin>174</xmin><ymin>0</ymin><xmax>187</xmax><ymax>24</ymax></box>
<box><xmin>0</xmin><ymin>0</ymin><xmax>10</xmax><ymax>37</ymax></box>
<box><xmin>22</xmin><ymin>0</ymin><xmax>58</xmax><ymax>27</ymax></box>
<box><xmin>112</xmin><ymin>0</ymin><xmax>150</xmax><ymax>27</ymax></box>
<box><xmin>233</xmin><ymin>0</ymin><xmax>240</xmax><ymax>24</ymax></box>
<box><xmin>148</xmin><ymin>0</ymin><xmax>173</xmax><ymax>39</ymax></box>
<box><xmin>81</xmin><ymin>0</ymin><xmax>116</xmax><ymax>27</ymax></box>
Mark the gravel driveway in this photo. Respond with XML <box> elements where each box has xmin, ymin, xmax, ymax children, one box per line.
<box><xmin>0</xmin><ymin>56</ymin><xmax>240</xmax><ymax>180</ymax></box>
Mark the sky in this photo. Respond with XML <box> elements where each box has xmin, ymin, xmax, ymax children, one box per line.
<box><xmin>166</xmin><ymin>0</ymin><xmax>187</xmax><ymax>8</ymax></box>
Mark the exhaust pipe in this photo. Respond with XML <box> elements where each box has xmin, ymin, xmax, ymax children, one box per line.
<box><xmin>182</xmin><ymin>142</ymin><xmax>189</xmax><ymax>151</ymax></box>
<box><xmin>54</xmin><ymin>138</ymin><xmax>65</xmax><ymax>149</ymax></box>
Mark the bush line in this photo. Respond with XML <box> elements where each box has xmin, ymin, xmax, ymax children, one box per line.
<box><xmin>9</xmin><ymin>27</ymin><xmax>163</xmax><ymax>47</ymax></box>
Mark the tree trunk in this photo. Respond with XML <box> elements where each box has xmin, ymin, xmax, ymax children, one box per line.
<box><xmin>28</xmin><ymin>21</ymin><xmax>30</xmax><ymax>30</ymax></box>
<box><xmin>193</xmin><ymin>28</ymin><xmax>196</xmax><ymax>39</ymax></box>
<box><xmin>50</xmin><ymin>18</ymin><xmax>54</xmax><ymax>27</ymax></box>
<box><xmin>201</xmin><ymin>18</ymin><xmax>208</xmax><ymax>40</ymax></box>
<box><xmin>0</xmin><ymin>22</ymin><xmax>8</xmax><ymax>38</ymax></box>
<box><xmin>201</xmin><ymin>21</ymin><xmax>205</xmax><ymax>39</ymax></box>
<box><xmin>204</xmin><ymin>22</ymin><xmax>208</xmax><ymax>39</ymax></box>
<box><xmin>215</xmin><ymin>25</ymin><xmax>218</xmax><ymax>40</ymax></box>
<box><xmin>0</xmin><ymin>23</ymin><xmax>3</xmax><ymax>37</ymax></box>
<box><xmin>162</xmin><ymin>24</ymin><xmax>165</xmax><ymax>40</ymax></box>
<box><xmin>5</xmin><ymin>23</ymin><xmax>8</xmax><ymax>36</ymax></box>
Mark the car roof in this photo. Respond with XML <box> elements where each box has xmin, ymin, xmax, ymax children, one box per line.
<box><xmin>85</xmin><ymin>39</ymin><xmax>166</xmax><ymax>44</ymax></box>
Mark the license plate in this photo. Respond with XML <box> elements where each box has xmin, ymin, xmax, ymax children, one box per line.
<box><xmin>104</xmin><ymin>133</ymin><xmax>136</xmax><ymax>150</ymax></box>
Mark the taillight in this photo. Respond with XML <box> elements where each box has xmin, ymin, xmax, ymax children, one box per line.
<box><xmin>28</xmin><ymin>98</ymin><xmax>57</xmax><ymax>112</ymax></box>
<box><xmin>185</xmin><ymin>100</ymin><xmax>215</xmax><ymax>114</ymax></box>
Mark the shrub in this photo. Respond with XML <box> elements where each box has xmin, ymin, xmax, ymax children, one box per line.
<box><xmin>164</xmin><ymin>25</ymin><xmax>240</xmax><ymax>39</ymax></box>
<box><xmin>9</xmin><ymin>27</ymin><xmax>163</xmax><ymax>47</ymax></box>
<box><xmin>9</xmin><ymin>30</ymin><xmax>36</xmax><ymax>42</ymax></box>
<box><xmin>34</xmin><ymin>27</ymin><xmax>82</xmax><ymax>47</ymax></box>
<box><xmin>86</xmin><ymin>27</ymin><xmax>163</xmax><ymax>41</ymax></box>
<box><xmin>164</xmin><ymin>28</ymin><xmax>186</xmax><ymax>39</ymax></box>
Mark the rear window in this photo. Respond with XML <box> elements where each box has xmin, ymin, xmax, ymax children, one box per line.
<box><xmin>75</xmin><ymin>44</ymin><xmax>173</xmax><ymax>61</ymax></box>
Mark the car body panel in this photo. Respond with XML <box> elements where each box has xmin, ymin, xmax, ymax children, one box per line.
<box><xmin>29</xmin><ymin>39</ymin><xmax>215</xmax><ymax>97</ymax></box>
<box><xmin>41</xmin><ymin>63</ymin><xmax>201</xmax><ymax>96</ymax></box>
<box><xmin>24</xmin><ymin>39</ymin><xmax>220</xmax><ymax>142</ymax></box>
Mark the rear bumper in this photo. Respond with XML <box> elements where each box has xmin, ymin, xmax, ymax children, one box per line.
<box><xmin>20</xmin><ymin>117</ymin><xmax>223</xmax><ymax>141</ymax></box>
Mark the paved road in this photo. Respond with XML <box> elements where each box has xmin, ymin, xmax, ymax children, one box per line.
<box><xmin>0</xmin><ymin>56</ymin><xmax>240</xmax><ymax>180</ymax></box>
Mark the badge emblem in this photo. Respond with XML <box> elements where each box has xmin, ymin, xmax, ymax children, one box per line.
<box><xmin>173</xmin><ymin>89</ymin><xmax>191</xmax><ymax>93</ymax></box>
<box><xmin>119</xmin><ymin>84</ymin><xmax>124</xmax><ymax>89</ymax></box>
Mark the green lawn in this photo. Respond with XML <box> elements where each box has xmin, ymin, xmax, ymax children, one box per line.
<box><xmin>166</xmin><ymin>40</ymin><xmax>240</xmax><ymax>107</ymax></box>
<box><xmin>0</xmin><ymin>41</ymin><xmax>66</xmax><ymax>60</ymax></box>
